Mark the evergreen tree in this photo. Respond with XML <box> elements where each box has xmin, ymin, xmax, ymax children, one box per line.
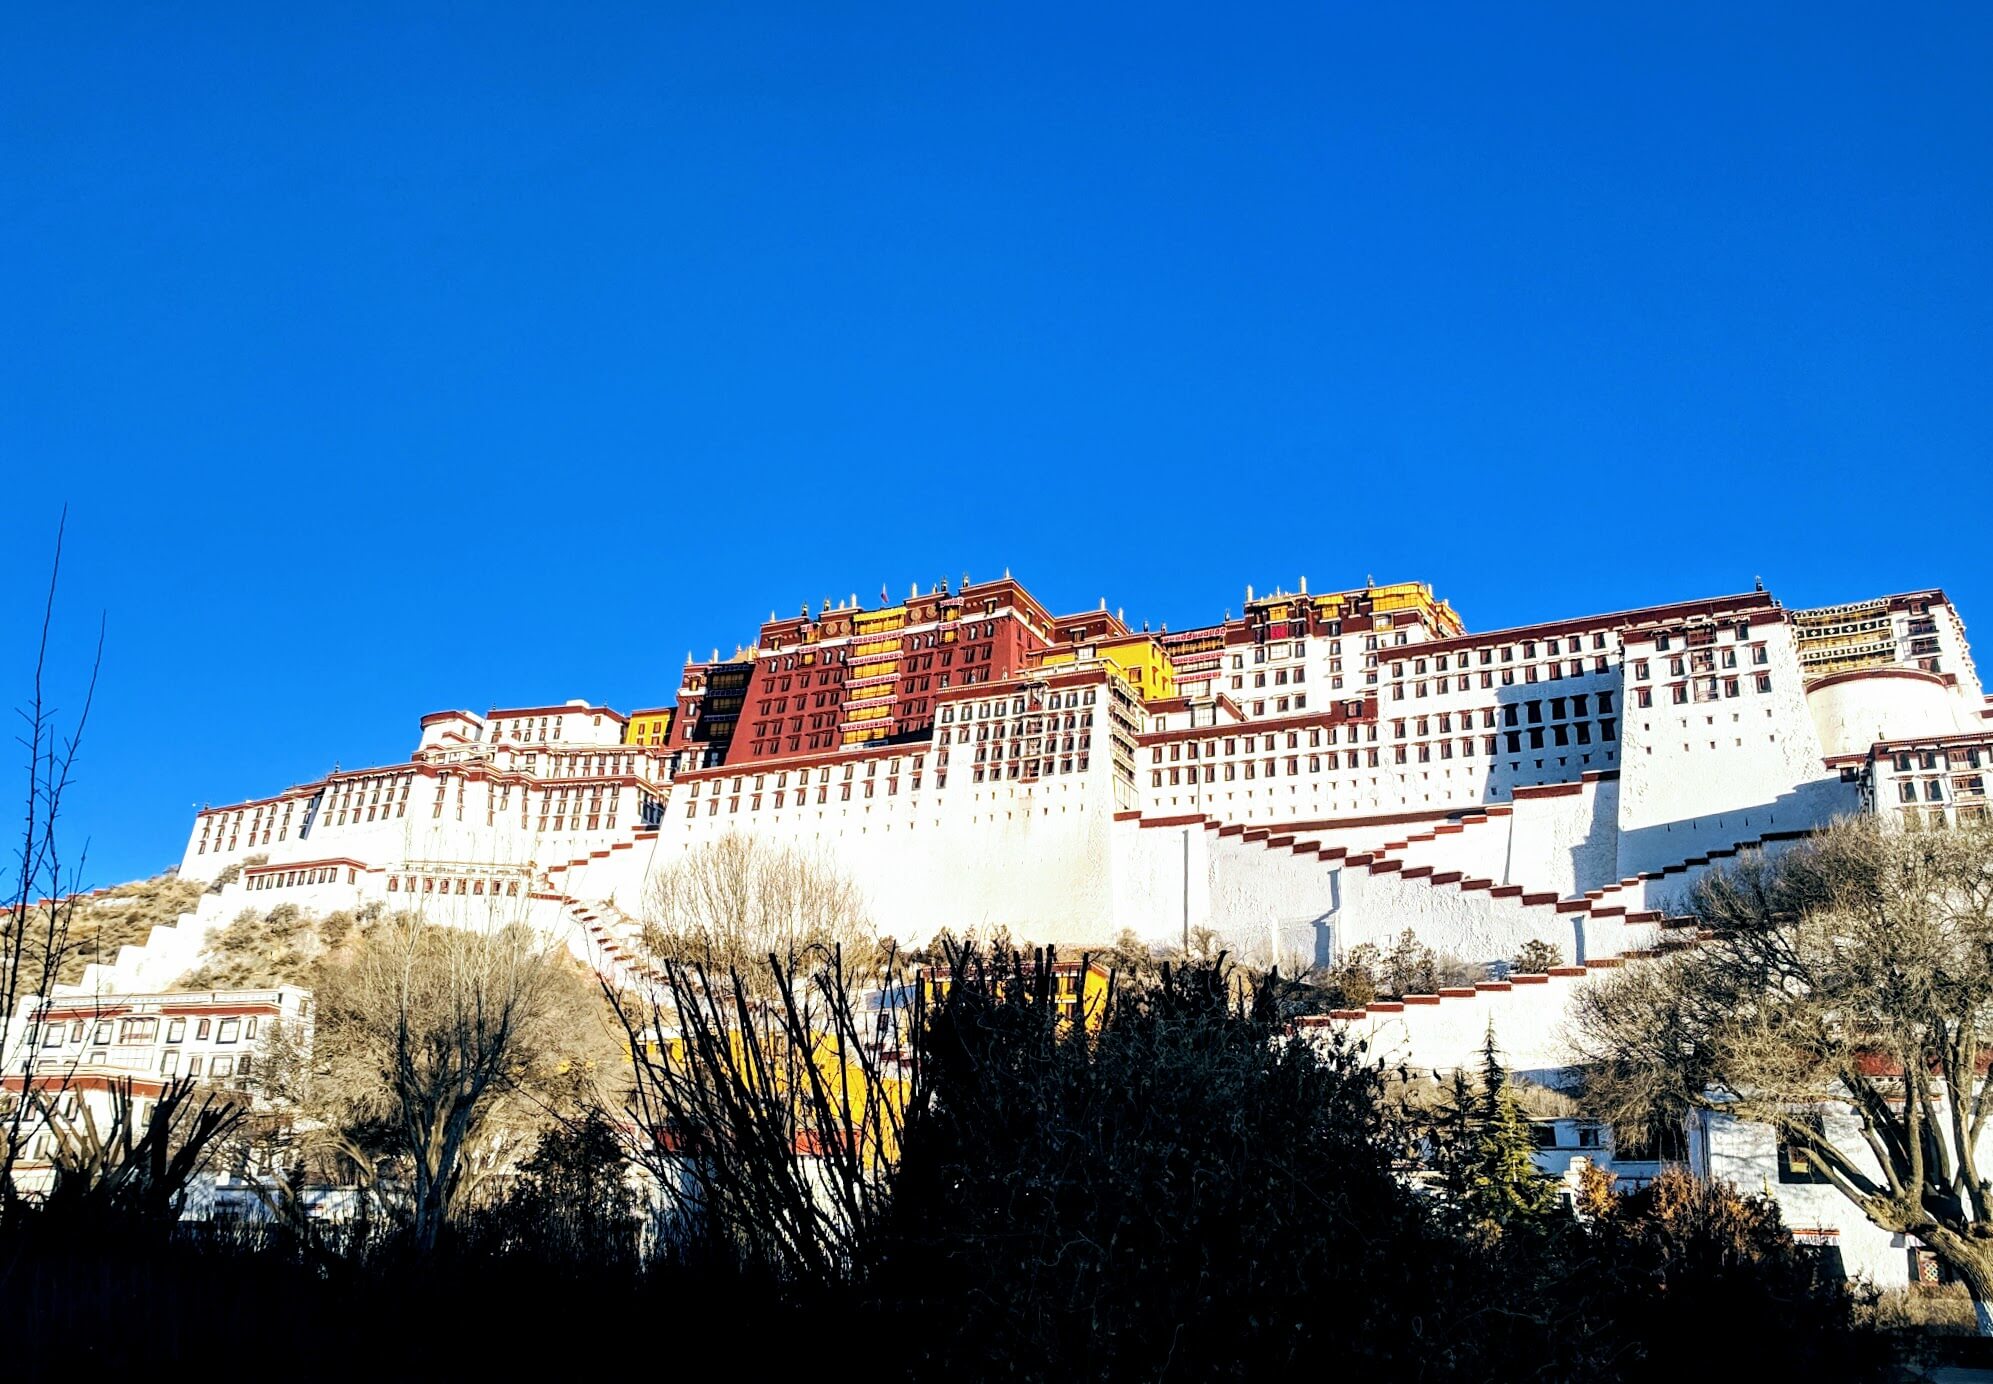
<box><xmin>1429</xmin><ymin>1067</ymin><xmax>1478</xmax><ymax>1206</ymax></box>
<box><xmin>1462</xmin><ymin>1022</ymin><xmax>1560</xmax><ymax>1229</ymax></box>
<box><xmin>1477</xmin><ymin>1020</ymin><xmax>1506</xmax><ymax>1124</ymax></box>
<box><xmin>1466</xmin><ymin>1085</ymin><xmax>1560</xmax><ymax>1227</ymax></box>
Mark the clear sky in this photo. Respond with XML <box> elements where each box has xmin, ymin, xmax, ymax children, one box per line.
<box><xmin>4</xmin><ymin>4</ymin><xmax>1989</xmax><ymax>886</ymax></box>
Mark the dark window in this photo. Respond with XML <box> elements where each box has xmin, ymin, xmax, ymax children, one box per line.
<box><xmin>1778</xmin><ymin>1115</ymin><xmax>1831</xmax><ymax>1184</ymax></box>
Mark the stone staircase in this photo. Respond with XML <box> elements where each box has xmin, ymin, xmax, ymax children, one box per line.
<box><xmin>1580</xmin><ymin>827</ymin><xmax>1816</xmax><ymax>912</ymax></box>
<box><xmin>533</xmin><ymin>829</ymin><xmax>659</xmax><ymax>987</ymax></box>
<box><xmin>1139</xmin><ymin>808</ymin><xmax>1715</xmax><ymax>966</ymax></box>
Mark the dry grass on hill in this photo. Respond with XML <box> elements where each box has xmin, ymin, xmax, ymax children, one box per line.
<box><xmin>177</xmin><ymin>901</ymin><xmax>372</xmax><ymax>991</ymax></box>
<box><xmin>33</xmin><ymin>873</ymin><xmax>208</xmax><ymax>986</ymax></box>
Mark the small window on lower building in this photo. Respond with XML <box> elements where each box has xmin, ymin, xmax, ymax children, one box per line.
<box><xmin>1778</xmin><ymin>1114</ymin><xmax>1831</xmax><ymax>1184</ymax></box>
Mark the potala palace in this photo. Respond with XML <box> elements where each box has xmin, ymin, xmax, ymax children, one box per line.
<box><xmin>147</xmin><ymin>573</ymin><xmax>1986</xmax><ymax>993</ymax></box>
<box><xmin>36</xmin><ymin>573</ymin><xmax>1993</xmax><ymax>1281</ymax></box>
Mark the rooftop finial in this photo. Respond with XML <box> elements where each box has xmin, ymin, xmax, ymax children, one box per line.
<box><xmin>1246</xmin><ymin>584</ymin><xmax>1254</xmax><ymax>604</ymax></box>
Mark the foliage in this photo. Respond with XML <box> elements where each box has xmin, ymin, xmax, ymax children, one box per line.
<box><xmin>1315</xmin><ymin>931</ymin><xmax>1480</xmax><ymax>1007</ymax></box>
<box><xmin>305</xmin><ymin>914</ymin><xmax>620</xmax><ymax>1251</ymax></box>
<box><xmin>1318</xmin><ymin>943</ymin><xmax>1380</xmax><ymax>1008</ymax></box>
<box><xmin>1512</xmin><ymin>937</ymin><xmax>1563</xmax><ymax>974</ymax></box>
<box><xmin>1567</xmin><ymin>1168</ymin><xmax>1890</xmax><ymax>1380</ymax></box>
<box><xmin>640</xmin><ymin>831</ymin><xmax>878</xmax><ymax>996</ymax></box>
<box><xmin>29</xmin><ymin>1077</ymin><xmax>246</xmax><ymax>1232</ymax></box>
<box><xmin>456</xmin><ymin>1111</ymin><xmax>643</xmax><ymax>1271</ymax></box>
<box><xmin>177</xmin><ymin>900</ymin><xmax>368</xmax><ymax>990</ymax></box>
<box><xmin>1571</xmin><ymin>816</ymin><xmax>1993</xmax><ymax>1328</ymax></box>
<box><xmin>9</xmin><ymin>874</ymin><xmax>205</xmax><ymax>987</ymax></box>
<box><xmin>869</xmin><ymin>949</ymin><xmax>1471</xmax><ymax>1378</ymax></box>
<box><xmin>614</xmin><ymin>940</ymin><xmax>913</xmax><ymax>1281</ymax></box>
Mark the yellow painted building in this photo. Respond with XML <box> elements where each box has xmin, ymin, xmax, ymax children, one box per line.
<box><xmin>919</xmin><ymin>956</ymin><xmax>1114</xmax><ymax>1034</ymax></box>
<box><xmin>625</xmin><ymin>708</ymin><xmax>675</xmax><ymax>747</ymax></box>
<box><xmin>1041</xmin><ymin>634</ymin><xmax>1178</xmax><ymax>704</ymax></box>
<box><xmin>1269</xmin><ymin>580</ymin><xmax>1464</xmax><ymax>637</ymax></box>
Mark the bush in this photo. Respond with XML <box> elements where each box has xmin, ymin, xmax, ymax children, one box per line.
<box><xmin>870</xmin><ymin>951</ymin><xmax>1475</xmax><ymax>1378</ymax></box>
<box><xmin>1512</xmin><ymin>938</ymin><xmax>1562</xmax><ymax>974</ymax></box>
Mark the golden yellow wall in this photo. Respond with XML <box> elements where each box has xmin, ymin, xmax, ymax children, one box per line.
<box><xmin>625</xmin><ymin>710</ymin><xmax>674</xmax><ymax>746</ymax></box>
<box><xmin>1042</xmin><ymin>634</ymin><xmax>1177</xmax><ymax>703</ymax></box>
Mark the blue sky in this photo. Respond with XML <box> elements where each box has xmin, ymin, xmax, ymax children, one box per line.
<box><xmin>4</xmin><ymin>4</ymin><xmax>1989</xmax><ymax>885</ymax></box>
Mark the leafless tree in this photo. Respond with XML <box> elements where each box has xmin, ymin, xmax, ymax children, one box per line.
<box><xmin>36</xmin><ymin>1075</ymin><xmax>246</xmax><ymax>1230</ymax></box>
<box><xmin>1570</xmin><ymin>815</ymin><xmax>1993</xmax><ymax>1332</ymax></box>
<box><xmin>609</xmin><ymin>943</ymin><xmax>916</xmax><ymax>1280</ymax></box>
<box><xmin>305</xmin><ymin>910</ymin><xmax>618</xmax><ymax>1252</ymax></box>
<box><xmin>640</xmin><ymin>832</ymin><xmax>878</xmax><ymax>995</ymax></box>
<box><xmin>0</xmin><ymin>510</ymin><xmax>103</xmax><ymax>1215</ymax></box>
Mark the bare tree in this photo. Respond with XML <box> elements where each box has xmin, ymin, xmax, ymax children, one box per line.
<box><xmin>306</xmin><ymin>911</ymin><xmax>618</xmax><ymax>1252</ymax></box>
<box><xmin>609</xmin><ymin>942</ymin><xmax>916</xmax><ymax>1280</ymax></box>
<box><xmin>0</xmin><ymin>510</ymin><xmax>103</xmax><ymax>1214</ymax></box>
<box><xmin>36</xmin><ymin>1075</ymin><xmax>246</xmax><ymax>1231</ymax></box>
<box><xmin>1570</xmin><ymin>816</ymin><xmax>1993</xmax><ymax>1331</ymax></box>
<box><xmin>640</xmin><ymin>832</ymin><xmax>877</xmax><ymax>994</ymax></box>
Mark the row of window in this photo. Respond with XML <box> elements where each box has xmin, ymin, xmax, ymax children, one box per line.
<box><xmin>247</xmin><ymin>866</ymin><xmax>355</xmax><ymax>890</ymax></box>
<box><xmin>386</xmin><ymin>874</ymin><xmax>527</xmax><ymax>896</ymax></box>
<box><xmin>1632</xmin><ymin>674</ymin><xmax>1774</xmax><ymax>706</ymax></box>
<box><xmin>37</xmin><ymin>1013</ymin><xmax>258</xmax><ymax>1048</ymax></box>
<box><xmin>1391</xmin><ymin>659</ymin><xmax>1608</xmax><ymax>700</ymax></box>
<box><xmin>1145</xmin><ymin>723</ymin><xmax>1618</xmax><ymax>784</ymax></box>
<box><xmin>1630</xmin><ymin>645</ymin><xmax>1770</xmax><ymax>680</ymax></box>
<box><xmin>1891</xmin><ymin>747</ymin><xmax>1986</xmax><ymax>773</ymax></box>
<box><xmin>685</xmin><ymin>772</ymin><xmax>949</xmax><ymax>816</ymax></box>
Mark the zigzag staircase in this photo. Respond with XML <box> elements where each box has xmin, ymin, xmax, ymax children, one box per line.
<box><xmin>1134</xmin><ymin>808</ymin><xmax>1816</xmax><ymax>970</ymax></box>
